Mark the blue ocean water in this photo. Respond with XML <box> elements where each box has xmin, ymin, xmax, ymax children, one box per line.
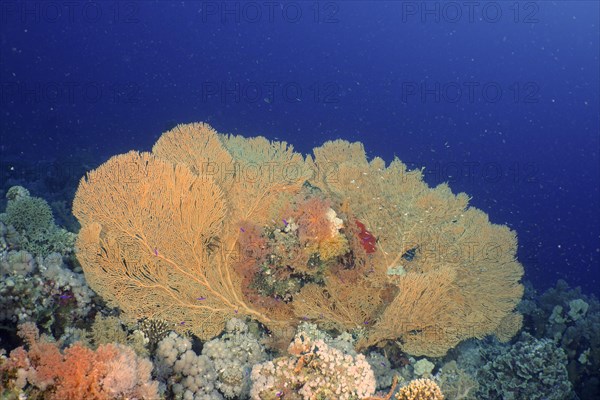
<box><xmin>0</xmin><ymin>0</ymin><xmax>598</xmax><ymax>298</ymax></box>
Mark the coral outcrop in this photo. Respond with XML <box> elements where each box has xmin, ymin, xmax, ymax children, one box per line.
<box><xmin>0</xmin><ymin>248</ymin><xmax>95</xmax><ymax>325</ymax></box>
<box><xmin>395</xmin><ymin>378</ymin><xmax>444</xmax><ymax>400</ymax></box>
<box><xmin>519</xmin><ymin>280</ymin><xmax>600</xmax><ymax>399</ymax></box>
<box><xmin>155</xmin><ymin>331</ymin><xmax>222</xmax><ymax>399</ymax></box>
<box><xmin>477</xmin><ymin>333</ymin><xmax>574</xmax><ymax>400</ymax></box>
<box><xmin>250</xmin><ymin>331</ymin><xmax>376</xmax><ymax>399</ymax></box>
<box><xmin>1</xmin><ymin>186</ymin><xmax>76</xmax><ymax>256</ymax></box>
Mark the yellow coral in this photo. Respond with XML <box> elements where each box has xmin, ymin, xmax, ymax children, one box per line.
<box><xmin>304</xmin><ymin>233</ymin><xmax>349</xmax><ymax>261</ymax></box>
<box><xmin>396</xmin><ymin>378</ymin><xmax>444</xmax><ymax>400</ymax></box>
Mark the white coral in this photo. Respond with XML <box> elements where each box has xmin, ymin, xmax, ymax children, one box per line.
<box><xmin>202</xmin><ymin>318</ymin><xmax>266</xmax><ymax>399</ymax></box>
<box><xmin>38</xmin><ymin>252</ymin><xmax>95</xmax><ymax>317</ymax></box>
<box><xmin>155</xmin><ymin>332</ymin><xmax>222</xmax><ymax>400</ymax></box>
<box><xmin>325</xmin><ymin>207</ymin><xmax>344</xmax><ymax>235</ymax></box>
<box><xmin>250</xmin><ymin>333</ymin><xmax>376</xmax><ymax>400</ymax></box>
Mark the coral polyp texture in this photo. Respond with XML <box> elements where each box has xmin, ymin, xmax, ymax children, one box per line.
<box><xmin>395</xmin><ymin>378</ymin><xmax>444</xmax><ymax>400</ymax></box>
<box><xmin>72</xmin><ymin>122</ymin><xmax>524</xmax><ymax>357</ymax></box>
<box><xmin>250</xmin><ymin>332</ymin><xmax>376</xmax><ymax>399</ymax></box>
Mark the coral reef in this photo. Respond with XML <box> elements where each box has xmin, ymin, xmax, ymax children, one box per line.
<box><xmin>366</xmin><ymin>351</ymin><xmax>400</xmax><ymax>391</ymax></box>
<box><xmin>72</xmin><ymin>122</ymin><xmax>523</xmax><ymax>357</ymax></box>
<box><xmin>412</xmin><ymin>358</ymin><xmax>434</xmax><ymax>377</ymax></box>
<box><xmin>138</xmin><ymin>318</ymin><xmax>172</xmax><ymax>352</ymax></box>
<box><xmin>155</xmin><ymin>331</ymin><xmax>222</xmax><ymax>399</ymax></box>
<box><xmin>0</xmin><ymin>323</ymin><xmax>158</xmax><ymax>400</ymax></box>
<box><xmin>154</xmin><ymin>318</ymin><xmax>267</xmax><ymax>399</ymax></box>
<box><xmin>0</xmin><ymin>249</ymin><xmax>95</xmax><ymax>328</ymax></box>
<box><xmin>519</xmin><ymin>280</ymin><xmax>600</xmax><ymax>399</ymax></box>
<box><xmin>0</xmin><ymin>187</ymin><xmax>86</xmax><ymax>330</ymax></box>
<box><xmin>395</xmin><ymin>378</ymin><xmax>444</xmax><ymax>400</ymax></box>
<box><xmin>0</xmin><ymin>186</ymin><xmax>76</xmax><ymax>256</ymax></box>
<box><xmin>436</xmin><ymin>361</ymin><xmax>477</xmax><ymax>400</ymax></box>
<box><xmin>287</xmin><ymin>324</ymin><xmax>402</xmax><ymax>394</ymax></box>
<box><xmin>202</xmin><ymin>318</ymin><xmax>267</xmax><ymax>398</ymax></box>
<box><xmin>250</xmin><ymin>331</ymin><xmax>376</xmax><ymax>399</ymax></box>
<box><xmin>87</xmin><ymin>314</ymin><xmax>128</xmax><ymax>348</ymax></box>
<box><xmin>156</xmin><ymin>318</ymin><xmax>267</xmax><ymax>399</ymax></box>
<box><xmin>2</xmin><ymin>124</ymin><xmax>597</xmax><ymax>400</ymax></box>
<box><xmin>236</xmin><ymin>186</ymin><xmax>352</xmax><ymax>303</ymax></box>
<box><xmin>81</xmin><ymin>314</ymin><xmax>151</xmax><ymax>357</ymax></box>
<box><xmin>476</xmin><ymin>333</ymin><xmax>574</xmax><ymax>400</ymax></box>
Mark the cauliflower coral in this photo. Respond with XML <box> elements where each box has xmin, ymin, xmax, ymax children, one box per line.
<box><xmin>250</xmin><ymin>332</ymin><xmax>376</xmax><ymax>400</ymax></box>
<box><xmin>396</xmin><ymin>378</ymin><xmax>444</xmax><ymax>400</ymax></box>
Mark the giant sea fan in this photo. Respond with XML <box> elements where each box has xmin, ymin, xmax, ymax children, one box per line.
<box><xmin>73</xmin><ymin>122</ymin><xmax>523</xmax><ymax>356</ymax></box>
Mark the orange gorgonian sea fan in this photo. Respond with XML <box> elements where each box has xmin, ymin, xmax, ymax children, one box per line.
<box><xmin>73</xmin><ymin>122</ymin><xmax>523</xmax><ymax>356</ymax></box>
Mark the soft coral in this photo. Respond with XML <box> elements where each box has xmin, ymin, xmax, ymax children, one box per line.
<box><xmin>2</xmin><ymin>323</ymin><xmax>158</xmax><ymax>400</ymax></box>
<box><xmin>292</xmin><ymin>196</ymin><xmax>335</xmax><ymax>243</ymax></box>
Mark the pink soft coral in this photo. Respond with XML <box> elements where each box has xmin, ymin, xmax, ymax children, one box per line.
<box><xmin>292</xmin><ymin>196</ymin><xmax>334</xmax><ymax>243</ymax></box>
<box><xmin>2</xmin><ymin>323</ymin><xmax>158</xmax><ymax>400</ymax></box>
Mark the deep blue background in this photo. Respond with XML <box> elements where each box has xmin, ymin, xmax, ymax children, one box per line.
<box><xmin>1</xmin><ymin>1</ymin><xmax>598</xmax><ymax>294</ymax></box>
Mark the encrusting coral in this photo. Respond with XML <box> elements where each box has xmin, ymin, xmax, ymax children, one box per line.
<box><xmin>73</xmin><ymin>122</ymin><xmax>524</xmax><ymax>357</ymax></box>
<box><xmin>436</xmin><ymin>360</ymin><xmax>478</xmax><ymax>400</ymax></box>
